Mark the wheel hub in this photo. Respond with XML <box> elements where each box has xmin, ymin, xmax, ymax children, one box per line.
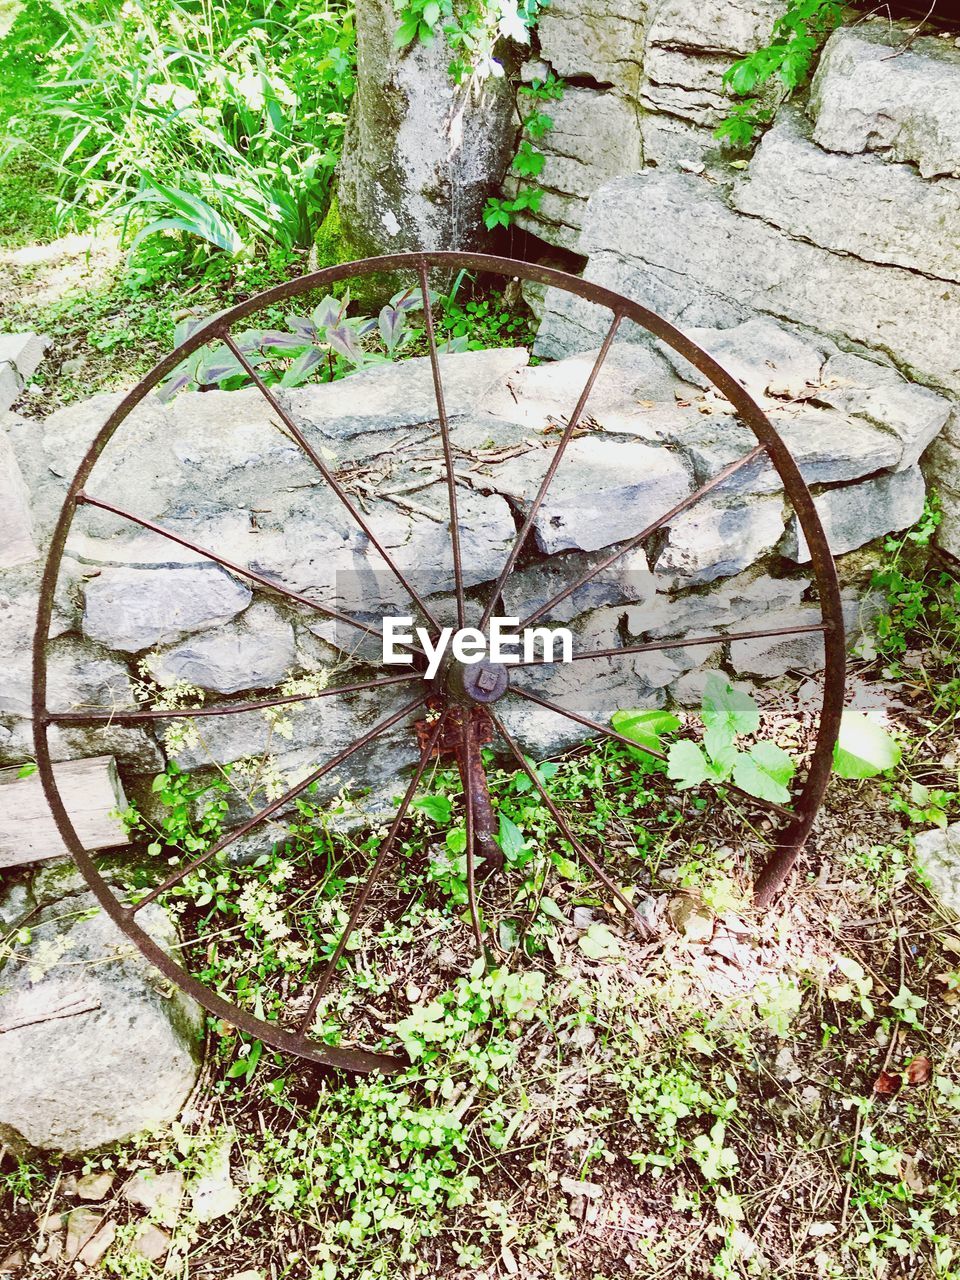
<box><xmin>444</xmin><ymin>658</ymin><xmax>510</xmax><ymax>705</ymax></box>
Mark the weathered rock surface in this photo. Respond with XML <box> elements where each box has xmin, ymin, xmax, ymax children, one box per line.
<box><xmin>3</xmin><ymin>321</ymin><xmax>949</xmax><ymax>831</ymax></box>
<box><xmin>511</xmin><ymin>0</ymin><xmax>786</xmax><ymax>242</ymax></box>
<box><xmin>782</xmin><ymin>466</ymin><xmax>927</xmax><ymax>563</ymax></box>
<box><xmin>168</xmin><ymin>672</ymin><xmax>420</xmax><ymax>796</ymax></box>
<box><xmin>626</xmin><ymin>568</ymin><xmax>808</xmax><ymax>642</ymax></box>
<box><xmin>336</xmin><ymin>0</ymin><xmax>516</xmax><ymax>258</ymax></box>
<box><xmin>82</xmin><ymin>564</ymin><xmax>252</xmax><ymax>653</ymax></box>
<box><xmin>659</xmin><ymin>315</ymin><xmax>829</xmax><ymax>402</ymax></box>
<box><xmin>482</xmin><ymin>340</ymin><xmax>680</xmax><ymax>427</ymax></box>
<box><xmin>0</xmin><ymin>887</ymin><xmax>203</xmax><ymax>1155</ymax></box>
<box><xmin>640</xmin><ymin>44</ymin><xmax>732</xmax><ymax>132</ymax></box>
<box><xmin>506</xmin><ymin>87</ymin><xmax>643</xmax><ymax>252</ymax></box>
<box><xmin>915</xmin><ymin>823</ymin><xmax>960</xmax><ymax>915</ymax></box>
<box><xmin>537</xmin><ymin>0</ymin><xmax>644</xmax><ymax>96</ymax></box>
<box><xmin>647</xmin><ymin>0</ymin><xmax>785</xmax><ymax>60</ymax></box>
<box><xmin>816</xmin><ymin>351</ymin><xmax>951</xmax><ymax>471</ymax></box>
<box><xmin>483</xmin><ymin>436</ymin><xmax>692</xmax><ymax>554</ymax></box>
<box><xmin>810</xmin><ymin>24</ymin><xmax>960</xmax><ymax>178</ymax></box>
<box><xmin>654</xmin><ymin>495</ymin><xmax>785</xmax><ymax>587</ymax></box>
<box><xmin>733</xmin><ymin>108</ymin><xmax>960</xmax><ymax>283</ymax></box>
<box><xmin>0</xmin><ymin>426</ymin><xmax>37</xmax><ymax>569</ymax></box>
<box><xmin>727</xmin><ymin>592</ymin><xmax>876</xmax><ymax>678</ymax></box>
<box><xmin>923</xmin><ymin>423</ymin><xmax>960</xmax><ymax>559</ymax></box>
<box><xmin>502</xmin><ymin>546</ymin><xmax>652</xmax><ymax>624</ymax></box>
<box><xmin>41</xmin><ymin>636</ymin><xmax>162</xmax><ymax>773</ymax></box>
<box><xmin>144</xmin><ymin>601</ymin><xmax>297</xmax><ymax>694</ymax></box>
<box><xmin>0</xmin><ymin>332</ymin><xmax>47</xmax><ymax>415</ymax></box>
<box><xmin>537</xmin><ymin>171</ymin><xmax>960</xmax><ymax>395</ymax></box>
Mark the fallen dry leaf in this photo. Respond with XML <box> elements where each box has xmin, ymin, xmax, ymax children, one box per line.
<box><xmin>872</xmin><ymin>1070</ymin><xmax>902</xmax><ymax>1096</ymax></box>
<box><xmin>906</xmin><ymin>1055</ymin><xmax>933</xmax><ymax>1086</ymax></box>
<box><xmin>898</xmin><ymin>1153</ymin><xmax>926</xmax><ymax>1193</ymax></box>
<box><xmin>934</xmin><ymin>973</ymin><xmax>960</xmax><ymax>1005</ymax></box>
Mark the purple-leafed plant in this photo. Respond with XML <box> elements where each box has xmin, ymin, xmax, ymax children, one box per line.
<box><xmin>159</xmin><ymin>285</ymin><xmax>468</xmax><ymax>400</ymax></box>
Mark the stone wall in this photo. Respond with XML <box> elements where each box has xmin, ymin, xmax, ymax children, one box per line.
<box><xmin>2</xmin><ymin>332</ymin><xmax>949</xmax><ymax>827</ymax></box>
<box><xmin>504</xmin><ymin>0</ymin><xmax>787</xmax><ymax>252</ymax></box>
<box><xmin>533</xmin><ymin>19</ymin><xmax>960</xmax><ymax>560</ymax></box>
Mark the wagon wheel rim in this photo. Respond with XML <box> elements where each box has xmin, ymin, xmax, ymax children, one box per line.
<box><xmin>32</xmin><ymin>251</ymin><xmax>846</xmax><ymax>1074</ymax></box>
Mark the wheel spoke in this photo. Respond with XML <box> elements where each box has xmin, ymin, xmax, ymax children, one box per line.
<box><xmin>296</xmin><ymin>709</ymin><xmax>448</xmax><ymax>1039</ymax></box>
<box><xmin>478</xmin><ymin>312</ymin><xmax>624</xmax><ymax>632</ymax></box>
<box><xmin>515</xmin><ymin>622</ymin><xmax>830</xmax><ymax>667</ymax></box>
<box><xmin>45</xmin><ymin>673</ymin><xmax>420</xmax><ymax>725</ymax></box>
<box><xmin>488</xmin><ymin>709</ymin><xmax>654</xmax><ymax>936</ymax></box>
<box><xmin>222</xmin><ymin>332</ymin><xmax>443</xmax><ymax>635</ymax></box>
<box><xmin>75</xmin><ymin>491</ymin><xmax>414</xmax><ymax>654</ymax></box>
<box><xmin>517</xmin><ymin>442</ymin><xmax>768</xmax><ymax>630</ymax></box>
<box><xmin>129</xmin><ymin>691</ymin><xmax>428</xmax><ymax>913</ymax></box>
<box><xmin>508</xmin><ymin>684</ymin><xmax>795</xmax><ymax>821</ymax></box>
<box><xmin>462</xmin><ymin>718</ymin><xmax>483</xmax><ymax>951</ymax></box>
<box><xmin>418</xmin><ymin>261</ymin><xmax>466</xmax><ymax>629</ymax></box>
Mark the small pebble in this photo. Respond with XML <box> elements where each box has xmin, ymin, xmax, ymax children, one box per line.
<box><xmin>131</xmin><ymin>1223</ymin><xmax>170</xmax><ymax>1263</ymax></box>
<box><xmin>75</xmin><ymin>1171</ymin><xmax>115</xmax><ymax>1202</ymax></box>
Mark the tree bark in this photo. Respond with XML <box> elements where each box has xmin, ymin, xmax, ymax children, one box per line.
<box><xmin>337</xmin><ymin>0</ymin><xmax>519</xmax><ymax>257</ymax></box>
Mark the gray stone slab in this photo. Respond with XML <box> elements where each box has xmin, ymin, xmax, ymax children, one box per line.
<box><xmin>734</xmin><ymin>108</ymin><xmax>960</xmax><ymax>283</ymax></box>
<box><xmin>782</xmin><ymin>466</ymin><xmax>927</xmax><ymax>562</ymax></box>
<box><xmin>810</xmin><ymin>23</ymin><xmax>960</xmax><ymax>178</ymax></box>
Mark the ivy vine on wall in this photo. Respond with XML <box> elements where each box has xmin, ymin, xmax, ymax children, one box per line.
<box><xmin>715</xmin><ymin>0</ymin><xmax>844</xmax><ymax>148</ymax></box>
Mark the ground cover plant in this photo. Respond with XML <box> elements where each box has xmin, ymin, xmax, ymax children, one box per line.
<box><xmin>3</xmin><ymin>503</ymin><xmax>959</xmax><ymax>1278</ymax></box>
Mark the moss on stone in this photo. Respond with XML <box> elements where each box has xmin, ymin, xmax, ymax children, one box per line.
<box><xmin>314</xmin><ymin>196</ymin><xmax>419</xmax><ymax>310</ymax></box>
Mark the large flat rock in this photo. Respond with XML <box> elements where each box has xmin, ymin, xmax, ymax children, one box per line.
<box><xmin>810</xmin><ymin>23</ymin><xmax>960</xmax><ymax>178</ymax></box>
<box><xmin>733</xmin><ymin>108</ymin><xmax>960</xmax><ymax>283</ymax></box>
<box><xmin>0</xmin><ymin>887</ymin><xmax>202</xmax><ymax>1155</ymax></box>
<box><xmin>82</xmin><ymin>564</ymin><xmax>253</xmax><ymax>653</ymax></box>
<box><xmin>482</xmin><ymin>436</ymin><xmax>693</xmax><ymax>554</ymax></box>
<box><xmin>537</xmin><ymin>170</ymin><xmax>960</xmax><ymax>395</ymax></box>
<box><xmin>782</xmin><ymin>465</ymin><xmax>927</xmax><ymax>563</ymax></box>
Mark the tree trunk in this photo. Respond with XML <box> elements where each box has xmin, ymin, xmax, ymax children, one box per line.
<box><xmin>337</xmin><ymin>0</ymin><xmax>519</xmax><ymax>258</ymax></box>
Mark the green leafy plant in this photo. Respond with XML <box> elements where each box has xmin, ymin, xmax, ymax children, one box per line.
<box><xmin>833</xmin><ymin>709</ymin><xmax>902</xmax><ymax>779</ymax></box>
<box><xmin>891</xmin><ymin>780</ymin><xmax>957</xmax><ymax>831</ymax></box>
<box><xmin>868</xmin><ymin>495</ymin><xmax>960</xmax><ymax>721</ymax></box>
<box><xmin>393</xmin><ymin>960</ymin><xmax>545</xmax><ymax>1076</ymax></box>
<box><xmin>437</xmin><ymin>277</ymin><xmax>536</xmax><ymax>349</ymax></box>
<box><xmin>36</xmin><ymin>0</ymin><xmax>356</xmax><ymax>252</ymax></box>
<box><xmin>483</xmin><ymin>74</ymin><xmax>564</xmax><ymax>231</ymax></box>
<box><xmin>611</xmin><ymin>707</ymin><xmax>680</xmax><ymax>766</ymax></box>
<box><xmin>160</xmin><ymin>283</ymin><xmax>467</xmax><ymax>397</ymax></box>
<box><xmin>394</xmin><ymin>0</ymin><xmax>547</xmax><ymax>82</ymax></box>
<box><xmin>666</xmin><ymin>673</ymin><xmax>796</xmax><ymax>804</ymax></box>
<box><xmin>715</xmin><ymin>0</ymin><xmax>844</xmax><ymax>148</ymax></box>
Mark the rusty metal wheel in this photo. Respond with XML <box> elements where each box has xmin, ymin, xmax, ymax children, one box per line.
<box><xmin>33</xmin><ymin>251</ymin><xmax>845</xmax><ymax>1074</ymax></box>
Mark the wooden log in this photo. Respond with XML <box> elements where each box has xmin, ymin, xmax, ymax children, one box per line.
<box><xmin>0</xmin><ymin>756</ymin><xmax>130</xmax><ymax>868</ymax></box>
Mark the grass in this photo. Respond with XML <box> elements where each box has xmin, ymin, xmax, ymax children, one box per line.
<box><xmin>0</xmin><ymin>1</ymin><xmax>62</xmax><ymax>246</ymax></box>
